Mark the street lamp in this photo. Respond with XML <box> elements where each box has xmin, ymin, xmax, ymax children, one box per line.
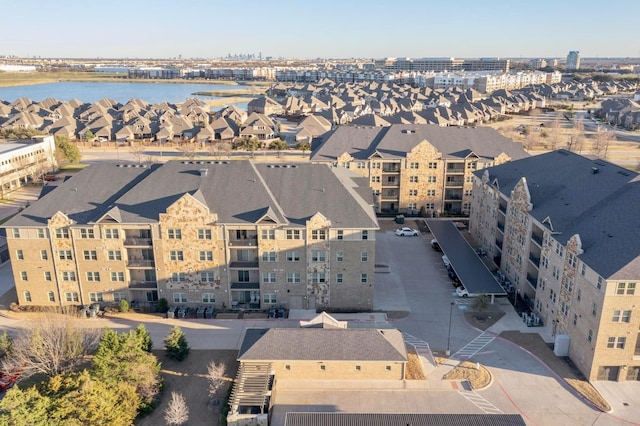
<box><xmin>446</xmin><ymin>302</ymin><xmax>454</xmax><ymax>357</ymax></box>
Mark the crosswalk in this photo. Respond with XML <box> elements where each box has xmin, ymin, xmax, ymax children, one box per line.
<box><xmin>452</xmin><ymin>332</ymin><xmax>495</xmax><ymax>360</ymax></box>
<box><xmin>459</xmin><ymin>390</ymin><xmax>503</xmax><ymax>414</ymax></box>
<box><xmin>402</xmin><ymin>332</ymin><xmax>437</xmax><ymax>370</ymax></box>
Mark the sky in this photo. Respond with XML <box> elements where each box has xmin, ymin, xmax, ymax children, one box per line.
<box><xmin>2</xmin><ymin>0</ymin><xmax>639</xmax><ymax>60</ymax></box>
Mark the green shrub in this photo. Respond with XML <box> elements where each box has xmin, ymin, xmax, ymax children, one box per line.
<box><xmin>164</xmin><ymin>326</ymin><xmax>190</xmax><ymax>362</ymax></box>
<box><xmin>119</xmin><ymin>299</ymin><xmax>130</xmax><ymax>313</ymax></box>
<box><xmin>157</xmin><ymin>298</ymin><xmax>169</xmax><ymax>313</ymax></box>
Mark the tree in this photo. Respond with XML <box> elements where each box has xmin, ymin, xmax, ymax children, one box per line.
<box><xmin>129</xmin><ymin>142</ymin><xmax>146</xmax><ymax>164</ymax></box>
<box><xmin>0</xmin><ymin>330</ymin><xmax>12</xmax><ymax>359</ymax></box>
<box><xmin>234</xmin><ymin>136</ymin><xmax>260</xmax><ymax>156</ymax></box>
<box><xmin>268</xmin><ymin>139</ymin><xmax>289</xmax><ymax>151</ymax></box>
<box><xmin>54</xmin><ymin>135</ymin><xmax>81</xmax><ymax>164</ymax></box>
<box><xmin>84</xmin><ymin>130</ymin><xmax>95</xmax><ymax>142</ymax></box>
<box><xmin>134</xmin><ymin>324</ymin><xmax>153</xmax><ymax>352</ymax></box>
<box><xmin>470</xmin><ymin>295</ymin><xmax>490</xmax><ymax>321</ymax></box>
<box><xmin>206</xmin><ymin>360</ymin><xmax>226</xmax><ymax>398</ymax></box>
<box><xmin>157</xmin><ymin>298</ymin><xmax>170</xmax><ymax>314</ymax></box>
<box><xmin>0</xmin><ymin>384</ymin><xmax>52</xmax><ymax>425</ymax></box>
<box><xmin>177</xmin><ymin>140</ymin><xmax>198</xmax><ymax>160</ymax></box>
<box><xmin>570</xmin><ymin>120</ymin><xmax>585</xmax><ymax>153</ymax></box>
<box><xmin>547</xmin><ymin>117</ymin><xmax>562</xmax><ymax>150</ymax></box>
<box><xmin>592</xmin><ymin>127</ymin><xmax>615</xmax><ymax>158</ymax></box>
<box><xmin>119</xmin><ymin>298</ymin><xmax>130</xmax><ymax>313</ymax></box>
<box><xmin>7</xmin><ymin>317</ymin><xmax>100</xmax><ymax>379</ymax></box>
<box><xmin>295</xmin><ymin>140</ymin><xmax>311</xmax><ymax>153</ymax></box>
<box><xmin>164</xmin><ymin>391</ymin><xmax>189</xmax><ymax>426</ymax></box>
<box><xmin>164</xmin><ymin>326</ymin><xmax>190</xmax><ymax>361</ymax></box>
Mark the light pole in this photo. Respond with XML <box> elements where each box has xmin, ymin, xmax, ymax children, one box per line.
<box><xmin>446</xmin><ymin>302</ymin><xmax>454</xmax><ymax>356</ymax></box>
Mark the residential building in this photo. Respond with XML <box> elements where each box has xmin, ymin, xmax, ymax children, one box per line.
<box><xmin>469</xmin><ymin>150</ymin><xmax>640</xmax><ymax>381</ymax></box>
<box><xmin>310</xmin><ymin>124</ymin><xmax>528</xmax><ymax>216</ymax></box>
<box><xmin>566</xmin><ymin>51</ymin><xmax>581</xmax><ymax>71</ymax></box>
<box><xmin>0</xmin><ymin>135</ymin><xmax>56</xmax><ymax>198</ymax></box>
<box><xmin>2</xmin><ymin>160</ymin><xmax>378</xmax><ymax>312</ymax></box>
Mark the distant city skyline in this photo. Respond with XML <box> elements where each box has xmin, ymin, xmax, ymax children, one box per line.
<box><xmin>3</xmin><ymin>0</ymin><xmax>639</xmax><ymax>60</ymax></box>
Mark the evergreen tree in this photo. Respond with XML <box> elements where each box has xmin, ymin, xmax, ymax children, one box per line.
<box><xmin>164</xmin><ymin>326</ymin><xmax>190</xmax><ymax>361</ymax></box>
<box><xmin>134</xmin><ymin>324</ymin><xmax>153</xmax><ymax>352</ymax></box>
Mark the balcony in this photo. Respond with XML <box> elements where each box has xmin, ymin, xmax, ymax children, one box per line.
<box><xmin>446</xmin><ymin>166</ymin><xmax>465</xmax><ymax>174</ymax></box>
<box><xmin>382</xmin><ymin>164</ymin><xmax>400</xmax><ymax>173</ymax></box>
<box><xmin>229</xmin><ymin>260</ymin><xmax>259</xmax><ymax>269</ymax></box>
<box><xmin>445</xmin><ymin>180</ymin><xmax>464</xmax><ymax>188</ymax></box>
<box><xmin>123</xmin><ymin>238</ymin><xmax>152</xmax><ymax>247</ymax></box>
<box><xmin>495</xmin><ymin>239</ymin><xmax>503</xmax><ymax>251</ymax></box>
<box><xmin>498</xmin><ymin>204</ymin><xmax>507</xmax><ymax>215</ymax></box>
<box><xmin>230</xmin><ymin>282</ymin><xmax>260</xmax><ymax>290</ymax></box>
<box><xmin>444</xmin><ymin>193</ymin><xmax>462</xmax><ymax>201</ymax></box>
<box><xmin>228</xmin><ymin>236</ymin><xmax>258</xmax><ymax>247</ymax></box>
<box><xmin>381</xmin><ymin>192</ymin><xmax>399</xmax><ymax>201</ymax></box>
<box><xmin>529</xmin><ymin>253</ymin><xmax>540</xmax><ymax>267</ymax></box>
<box><xmin>126</xmin><ymin>258</ymin><xmax>155</xmax><ymax>268</ymax></box>
<box><xmin>531</xmin><ymin>233</ymin><xmax>543</xmax><ymax>247</ymax></box>
<box><xmin>526</xmin><ymin>274</ymin><xmax>538</xmax><ymax>289</ymax></box>
<box><xmin>128</xmin><ymin>281</ymin><xmax>158</xmax><ymax>290</ymax></box>
<box><xmin>381</xmin><ymin>181</ymin><xmax>400</xmax><ymax>187</ymax></box>
<box><xmin>497</xmin><ymin>222</ymin><xmax>504</xmax><ymax>233</ymax></box>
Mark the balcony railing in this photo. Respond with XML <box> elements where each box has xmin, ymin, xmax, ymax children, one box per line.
<box><xmin>124</xmin><ymin>237</ymin><xmax>152</xmax><ymax>246</ymax></box>
<box><xmin>126</xmin><ymin>258</ymin><xmax>155</xmax><ymax>268</ymax></box>
<box><xmin>497</xmin><ymin>223</ymin><xmax>505</xmax><ymax>233</ymax></box>
<box><xmin>128</xmin><ymin>281</ymin><xmax>158</xmax><ymax>289</ymax></box>
<box><xmin>446</xmin><ymin>167</ymin><xmax>465</xmax><ymax>174</ymax></box>
<box><xmin>382</xmin><ymin>165</ymin><xmax>400</xmax><ymax>172</ymax></box>
<box><xmin>445</xmin><ymin>181</ymin><xmax>464</xmax><ymax>188</ymax></box>
<box><xmin>526</xmin><ymin>274</ymin><xmax>538</xmax><ymax>289</ymax></box>
<box><xmin>498</xmin><ymin>205</ymin><xmax>507</xmax><ymax>214</ymax></box>
<box><xmin>531</xmin><ymin>233</ymin><xmax>543</xmax><ymax>247</ymax></box>
<box><xmin>228</xmin><ymin>237</ymin><xmax>258</xmax><ymax>247</ymax></box>
<box><xmin>529</xmin><ymin>253</ymin><xmax>540</xmax><ymax>266</ymax></box>
<box><xmin>229</xmin><ymin>260</ymin><xmax>260</xmax><ymax>269</ymax></box>
<box><xmin>495</xmin><ymin>240</ymin><xmax>503</xmax><ymax>250</ymax></box>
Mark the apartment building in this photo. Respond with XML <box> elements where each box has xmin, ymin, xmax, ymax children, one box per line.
<box><xmin>566</xmin><ymin>51</ymin><xmax>581</xmax><ymax>71</ymax></box>
<box><xmin>310</xmin><ymin>124</ymin><xmax>528</xmax><ymax>216</ymax></box>
<box><xmin>2</xmin><ymin>160</ymin><xmax>378</xmax><ymax>312</ymax></box>
<box><xmin>469</xmin><ymin>150</ymin><xmax>640</xmax><ymax>381</ymax></box>
<box><xmin>0</xmin><ymin>135</ymin><xmax>56</xmax><ymax>198</ymax></box>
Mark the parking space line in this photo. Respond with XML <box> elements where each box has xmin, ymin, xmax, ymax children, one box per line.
<box><xmin>459</xmin><ymin>390</ymin><xmax>504</xmax><ymax>414</ymax></box>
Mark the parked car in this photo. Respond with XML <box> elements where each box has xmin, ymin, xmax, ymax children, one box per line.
<box><xmin>431</xmin><ymin>239</ymin><xmax>442</xmax><ymax>251</ymax></box>
<box><xmin>44</xmin><ymin>174</ymin><xmax>57</xmax><ymax>182</ymax></box>
<box><xmin>456</xmin><ymin>286</ymin><xmax>474</xmax><ymax>298</ymax></box>
<box><xmin>442</xmin><ymin>255</ymin><xmax>450</xmax><ymax>266</ymax></box>
<box><xmin>395</xmin><ymin>227</ymin><xmax>420</xmax><ymax>237</ymax></box>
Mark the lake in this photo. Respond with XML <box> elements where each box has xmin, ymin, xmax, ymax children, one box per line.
<box><xmin>0</xmin><ymin>81</ymin><xmax>250</xmax><ymax>110</ymax></box>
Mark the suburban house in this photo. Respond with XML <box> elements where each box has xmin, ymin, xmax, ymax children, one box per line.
<box><xmin>310</xmin><ymin>124</ymin><xmax>528</xmax><ymax>216</ymax></box>
<box><xmin>247</xmin><ymin>95</ymin><xmax>284</xmax><ymax>116</ymax></box>
<box><xmin>240</xmin><ymin>112</ymin><xmax>277</xmax><ymax>141</ymax></box>
<box><xmin>469</xmin><ymin>150</ymin><xmax>640</xmax><ymax>382</ymax></box>
<box><xmin>2</xmin><ymin>160</ymin><xmax>378</xmax><ymax>312</ymax></box>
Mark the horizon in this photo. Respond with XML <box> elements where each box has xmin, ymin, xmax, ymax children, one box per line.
<box><xmin>3</xmin><ymin>0</ymin><xmax>639</xmax><ymax>60</ymax></box>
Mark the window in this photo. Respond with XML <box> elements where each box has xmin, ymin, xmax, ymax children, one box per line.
<box><xmin>261</xmin><ymin>229</ymin><xmax>275</xmax><ymax>240</ymax></box>
<box><xmin>355</xmin><ymin>365</ymin><xmax>361</xmax><ymax>371</ymax></box>
<box><xmin>200</xmin><ymin>272</ymin><xmax>215</xmax><ymax>282</ymax></box>
<box><xmin>40</xmin><ymin>250</ymin><xmax>48</xmax><ymax>260</ymax></box>
<box><xmin>541</xmin><ymin>256</ymin><xmax>548</xmax><ymax>269</ymax></box>
<box><xmin>577</xmin><ymin>288</ymin><xmax>581</xmax><ymax>302</ymax></box>
<box><xmin>357</xmin><ymin>162</ymin><xmax>366</xmax><ymax>169</ymax></box>
<box><xmin>408</xmin><ymin>202</ymin><xmax>417</xmax><ymax>210</ymax></box>
<box><xmin>408</xmin><ymin>189</ymin><xmax>418</xmax><ymax>196</ymax></box>
<box><xmin>549</xmin><ymin>288</ymin><xmax>557</xmax><ymax>303</ymax></box>
<box><xmin>55</xmin><ymin>228</ymin><xmax>69</xmax><ymax>238</ymax></box>
<box><xmin>202</xmin><ymin>293</ymin><xmax>215</xmax><ymax>303</ymax></box>
<box><xmin>607</xmin><ymin>337</ymin><xmax>626</xmax><ymax>349</ymax></box>
<box><xmin>612</xmin><ymin>310</ymin><xmax>631</xmax><ymax>323</ymax></box>
<box><xmin>173</xmin><ymin>293</ymin><xmax>187</xmax><ymax>303</ymax></box>
<box><xmin>262</xmin><ymin>251</ymin><xmax>276</xmax><ymax>262</ymax></box>
<box><xmin>65</xmin><ymin>292</ymin><xmax>79</xmax><ymax>302</ymax></box>
<box><xmin>587</xmin><ymin>329</ymin><xmax>593</xmax><ymax>343</ymax></box>
<box><xmin>573</xmin><ymin>314</ymin><xmax>578</xmax><ymax>326</ymax></box>
<box><xmin>263</xmin><ymin>272</ymin><xmax>277</xmax><ymax>283</ymax></box>
<box><xmin>167</xmin><ymin>229</ymin><xmax>182</xmax><ymax>239</ymax></box>
<box><xmin>336</xmin><ymin>273</ymin><xmax>343</xmax><ymax>283</ymax></box>
<box><xmin>311</xmin><ymin>251</ymin><xmax>326</xmax><ymax>262</ymax></box>
<box><xmin>311</xmin><ymin>229</ymin><xmax>326</xmax><ymax>240</ymax></box>
<box><xmin>426</xmin><ymin>189</ymin><xmax>436</xmax><ymax>197</ymax></box>
<box><xmin>562</xmin><ymin>278</ymin><xmax>573</xmax><ymax>293</ymax></box>
<box><xmin>80</xmin><ymin>228</ymin><xmax>95</xmax><ymax>239</ymax></box>
<box><xmin>62</xmin><ymin>271</ymin><xmax>76</xmax><ymax>281</ymax></box>
<box><xmin>560</xmin><ymin>301</ymin><xmax>569</xmax><ymax>316</ymax></box>
<box><xmin>24</xmin><ymin>291</ymin><xmax>31</xmax><ymax>302</ymax></box>
<box><xmin>337</xmin><ymin>230</ymin><xmax>344</xmax><ymax>240</ymax></box>
<box><xmin>58</xmin><ymin>250</ymin><xmax>73</xmax><ymax>260</ymax></box>
<box><xmin>86</xmin><ymin>272</ymin><xmax>100</xmax><ymax>282</ymax></box>
<box><xmin>362</xmin><ymin>230</ymin><xmax>368</xmax><ymax>240</ymax></box>
<box><xmin>104</xmin><ymin>228</ymin><xmax>120</xmax><ymax>239</ymax></box>
<box><xmin>567</xmin><ymin>253</ymin><xmax>577</xmax><ymax>268</ymax></box>
<box><xmin>286</xmin><ymin>250</ymin><xmax>300</xmax><ymax>262</ymax></box>
<box><xmin>580</xmin><ymin>263</ymin><xmax>587</xmax><ymax>276</ymax></box>
<box><xmin>592</xmin><ymin>302</ymin><xmax>598</xmax><ymax>317</ymax></box>
<box><xmin>628</xmin><ymin>283</ymin><xmax>636</xmax><ymax>295</ymax></box>
<box><xmin>15</xmin><ymin>250</ymin><xmax>24</xmax><ymax>260</ymax></box>
<box><xmin>410</xmin><ymin>176</ymin><xmax>418</xmax><ymax>183</ymax></box>
<box><xmin>108</xmin><ymin>250</ymin><xmax>122</xmax><ymax>261</ymax></box>
<box><xmin>596</xmin><ymin>276</ymin><xmax>603</xmax><ymax>290</ymax></box>
<box><xmin>336</xmin><ymin>251</ymin><xmax>344</xmax><ymax>262</ymax></box>
<box><xmin>37</xmin><ymin>228</ymin><xmax>45</xmax><ymax>238</ymax></box>
<box><xmin>617</xmin><ymin>282</ymin><xmax>636</xmax><ymax>295</ymax></box>
<box><xmin>427</xmin><ymin>175</ymin><xmax>437</xmax><ymax>183</ymax></box>
<box><xmin>371</xmin><ymin>176</ymin><xmax>380</xmax><ymax>183</ymax></box>
<box><xmin>287</xmin><ymin>273</ymin><xmax>301</xmax><ymax>283</ymax></box>
<box><xmin>539</xmin><ymin>278</ymin><xmax>546</xmax><ymax>291</ymax></box>
<box><xmin>286</xmin><ymin>229</ymin><xmax>301</xmax><ymax>240</ymax></box>
<box><xmin>113</xmin><ymin>292</ymin><xmax>127</xmax><ymax>302</ymax></box>
<box><xmin>172</xmin><ymin>272</ymin><xmax>187</xmax><ymax>282</ymax></box>
<box><xmin>12</xmin><ymin>228</ymin><xmax>20</xmax><ymax>238</ymax></box>
<box><xmin>83</xmin><ymin>250</ymin><xmax>97</xmax><ymax>261</ymax></box>
<box><xmin>372</xmin><ymin>162</ymin><xmax>380</xmax><ymax>169</ymax></box>
<box><xmin>237</xmin><ymin>271</ymin><xmax>250</xmax><ymax>282</ymax></box>
<box><xmin>48</xmin><ymin>291</ymin><xmax>55</xmax><ymax>302</ymax></box>
<box><xmin>361</xmin><ymin>273</ymin><xmax>368</xmax><ymax>283</ymax></box>
<box><xmin>170</xmin><ymin>250</ymin><xmax>184</xmax><ymax>261</ymax></box>
<box><xmin>425</xmin><ymin>203</ymin><xmax>435</xmax><ymax>209</ymax></box>
<box><xmin>20</xmin><ymin>271</ymin><xmax>28</xmax><ymax>281</ymax></box>
<box><xmin>199</xmin><ymin>251</ymin><xmax>213</xmax><ymax>261</ymax></box>
<box><xmin>89</xmin><ymin>292</ymin><xmax>103</xmax><ymax>302</ymax></box>
<box><xmin>555</xmin><ymin>242</ymin><xmax>564</xmax><ymax>258</ymax></box>
<box><xmin>312</xmin><ymin>273</ymin><xmax>326</xmax><ymax>283</ymax></box>
<box><xmin>198</xmin><ymin>229</ymin><xmax>212</xmax><ymax>240</ymax></box>
<box><xmin>44</xmin><ymin>271</ymin><xmax>52</xmax><ymax>281</ymax></box>
<box><xmin>361</xmin><ymin>251</ymin><xmax>368</xmax><ymax>262</ymax></box>
<box><xmin>428</xmin><ymin>162</ymin><xmax>437</xmax><ymax>169</ymax></box>
<box><xmin>552</xmin><ymin>266</ymin><xmax>560</xmax><ymax>280</ymax></box>
<box><xmin>410</xmin><ymin>162</ymin><xmax>419</xmax><ymax>169</ymax></box>
<box><xmin>110</xmin><ymin>272</ymin><xmax>125</xmax><ymax>282</ymax></box>
<box><xmin>263</xmin><ymin>293</ymin><xmax>277</xmax><ymax>304</ymax></box>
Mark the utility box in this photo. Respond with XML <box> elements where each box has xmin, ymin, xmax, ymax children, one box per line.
<box><xmin>395</xmin><ymin>215</ymin><xmax>404</xmax><ymax>224</ymax></box>
<box><xmin>553</xmin><ymin>334</ymin><xmax>570</xmax><ymax>356</ymax></box>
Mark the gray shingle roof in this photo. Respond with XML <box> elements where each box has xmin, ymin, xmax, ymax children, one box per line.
<box><xmin>480</xmin><ymin>150</ymin><xmax>640</xmax><ymax>280</ymax></box>
<box><xmin>284</xmin><ymin>413</ymin><xmax>527</xmax><ymax>426</ymax></box>
<box><xmin>238</xmin><ymin>328</ymin><xmax>407</xmax><ymax>362</ymax></box>
<box><xmin>310</xmin><ymin>124</ymin><xmax>528</xmax><ymax>162</ymax></box>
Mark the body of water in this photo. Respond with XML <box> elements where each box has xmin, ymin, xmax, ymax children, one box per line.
<box><xmin>0</xmin><ymin>81</ymin><xmax>249</xmax><ymax>107</ymax></box>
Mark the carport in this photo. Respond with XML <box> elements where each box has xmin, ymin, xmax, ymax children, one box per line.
<box><xmin>426</xmin><ymin>219</ymin><xmax>506</xmax><ymax>301</ymax></box>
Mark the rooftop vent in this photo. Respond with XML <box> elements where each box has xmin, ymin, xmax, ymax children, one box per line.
<box><xmin>592</xmin><ymin>167</ymin><xmax>599</xmax><ymax>174</ymax></box>
<box><xmin>199</xmin><ymin>168</ymin><xmax>208</xmax><ymax>177</ymax></box>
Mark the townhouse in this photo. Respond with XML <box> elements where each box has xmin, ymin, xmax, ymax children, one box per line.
<box><xmin>310</xmin><ymin>124</ymin><xmax>528</xmax><ymax>216</ymax></box>
<box><xmin>3</xmin><ymin>160</ymin><xmax>378</xmax><ymax>312</ymax></box>
<box><xmin>470</xmin><ymin>150</ymin><xmax>640</xmax><ymax>381</ymax></box>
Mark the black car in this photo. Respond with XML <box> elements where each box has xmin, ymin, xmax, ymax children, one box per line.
<box><xmin>431</xmin><ymin>239</ymin><xmax>442</xmax><ymax>252</ymax></box>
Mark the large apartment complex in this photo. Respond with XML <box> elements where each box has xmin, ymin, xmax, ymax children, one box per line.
<box><xmin>0</xmin><ymin>135</ymin><xmax>56</xmax><ymax>198</ymax></box>
<box><xmin>470</xmin><ymin>150</ymin><xmax>640</xmax><ymax>381</ymax></box>
<box><xmin>2</xmin><ymin>160</ymin><xmax>378</xmax><ymax>312</ymax></box>
<box><xmin>311</xmin><ymin>124</ymin><xmax>528</xmax><ymax>216</ymax></box>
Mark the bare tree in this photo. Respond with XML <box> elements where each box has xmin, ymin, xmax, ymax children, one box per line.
<box><xmin>207</xmin><ymin>360</ymin><xmax>227</xmax><ymax>398</ymax></box>
<box><xmin>592</xmin><ymin>127</ymin><xmax>615</xmax><ymax>158</ymax></box>
<box><xmin>5</xmin><ymin>316</ymin><xmax>101</xmax><ymax>379</ymax></box>
<box><xmin>570</xmin><ymin>120</ymin><xmax>585</xmax><ymax>153</ymax></box>
<box><xmin>548</xmin><ymin>117</ymin><xmax>562</xmax><ymax>150</ymax></box>
<box><xmin>164</xmin><ymin>391</ymin><xmax>189</xmax><ymax>426</ymax></box>
<box><xmin>523</xmin><ymin>131</ymin><xmax>539</xmax><ymax>151</ymax></box>
<box><xmin>129</xmin><ymin>142</ymin><xmax>146</xmax><ymax>164</ymax></box>
<box><xmin>177</xmin><ymin>140</ymin><xmax>199</xmax><ymax>161</ymax></box>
